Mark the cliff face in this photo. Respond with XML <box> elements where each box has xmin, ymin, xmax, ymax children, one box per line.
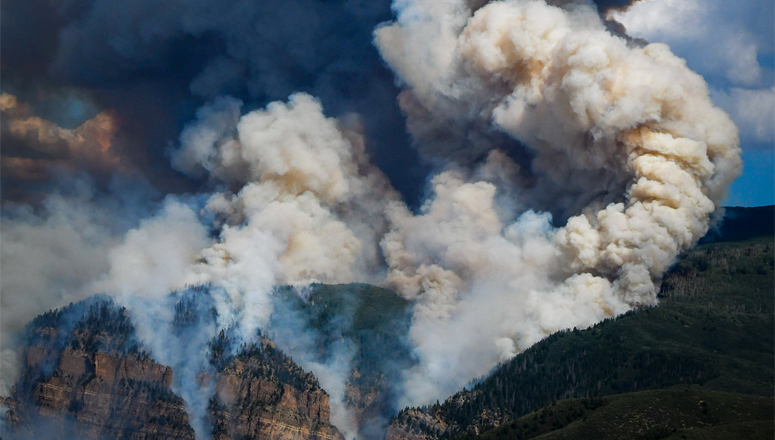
<box><xmin>4</xmin><ymin>298</ymin><xmax>195</xmax><ymax>440</ymax></box>
<box><xmin>8</xmin><ymin>347</ymin><xmax>193</xmax><ymax>440</ymax></box>
<box><xmin>384</xmin><ymin>409</ymin><xmax>447</xmax><ymax>440</ymax></box>
<box><xmin>3</xmin><ymin>295</ymin><xmax>346</xmax><ymax>440</ymax></box>
<box><xmin>208</xmin><ymin>337</ymin><xmax>344</xmax><ymax>440</ymax></box>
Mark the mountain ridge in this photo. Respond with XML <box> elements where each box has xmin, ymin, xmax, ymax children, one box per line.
<box><xmin>2</xmin><ymin>207</ymin><xmax>773</xmax><ymax>439</ymax></box>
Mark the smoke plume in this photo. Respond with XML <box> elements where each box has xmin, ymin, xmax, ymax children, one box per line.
<box><xmin>169</xmin><ymin>93</ymin><xmax>399</xmax><ymax>334</ymax></box>
<box><xmin>374</xmin><ymin>0</ymin><xmax>741</xmax><ymax>404</ymax></box>
<box><xmin>0</xmin><ymin>172</ymin><xmax>159</xmax><ymax>397</ymax></box>
<box><xmin>77</xmin><ymin>93</ymin><xmax>398</xmax><ymax>439</ymax></box>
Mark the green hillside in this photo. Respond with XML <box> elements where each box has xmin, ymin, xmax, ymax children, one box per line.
<box><xmin>271</xmin><ymin>283</ymin><xmax>415</xmax><ymax>438</ymax></box>
<box><xmin>473</xmin><ymin>389</ymin><xmax>773</xmax><ymax>440</ymax></box>
<box><xmin>271</xmin><ymin>282</ymin><xmax>414</xmax><ymax>386</ymax></box>
<box><xmin>390</xmin><ymin>236</ymin><xmax>774</xmax><ymax>439</ymax></box>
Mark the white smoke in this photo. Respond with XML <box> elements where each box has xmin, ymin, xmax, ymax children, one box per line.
<box><xmin>0</xmin><ymin>92</ymin><xmax>397</xmax><ymax>439</ymax></box>
<box><xmin>92</xmin><ymin>92</ymin><xmax>398</xmax><ymax>439</ymax></box>
<box><xmin>379</xmin><ymin>159</ymin><xmax>632</xmax><ymax>404</ymax></box>
<box><xmin>0</xmin><ymin>174</ymin><xmax>148</xmax><ymax>397</ymax></box>
<box><xmin>93</xmin><ymin>198</ymin><xmax>211</xmax><ymax>298</ymax></box>
<box><xmin>169</xmin><ymin>92</ymin><xmax>399</xmax><ymax>336</ymax></box>
<box><xmin>269</xmin><ymin>295</ymin><xmax>361</xmax><ymax>440</ymax></box>
<box><xmin>375</xmin><ymin>0</ymin><xmax>742</xmax><ymax>405</ymax></box>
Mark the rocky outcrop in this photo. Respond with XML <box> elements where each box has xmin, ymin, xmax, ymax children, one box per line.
<box><xmin>209</xmin><ymin>338</ymin><xmax>344</xmax><ymax>440</ymax></box>
<box><xmin>6</xmin><ymin>348</ymin><xmax>194</xmax><ymax>439</ymax></box>
<box><xmin>384</xmin><ymin>408</ymin><xmax>456</xmax><ymax>440</ymax></box>
<box><xmin>3</xmin><ymin>295</ymin><xmax>347</xmax><ymax>440</ymax></box>
<box><xmin>4</xmin><ymin>299</ymin><xmax>195</xmax><ymax>440</ymax></box>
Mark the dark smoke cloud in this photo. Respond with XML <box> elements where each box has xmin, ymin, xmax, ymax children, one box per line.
<box><xmin>590</xmin><ymin>0</ymin><xmax>643</xmax><ymax>13</ymax></box>
<box><xmin>1</xmin><ymin>0</ymin><xmax>641</xmax><ymax>207</ymax></box>
<box><xmin>1</xmin><ymin>0</ymin><xmax>427</xmax><ymax>206</ymax></box>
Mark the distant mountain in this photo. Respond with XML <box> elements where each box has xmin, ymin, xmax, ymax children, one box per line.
<box><xmin>386</xmin><ymin>236</ymin><xmax>774</xmax><ymax>440</ymax></box>
<box><xmin>700</xmin><ymin>205</ymin><xmax>774</xmax><ymax>244</ymax></box>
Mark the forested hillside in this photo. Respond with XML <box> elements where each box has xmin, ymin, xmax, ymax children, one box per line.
<box><xmin>470</xmin><ymin>389</ymin><xmax>773</xmax><ymax>440</ymax></box>
<box><xmin>5</xmin><ymin>213</ymin><xmax>772</xmax><ymax>440</ymax></box>
<box><xmin>271</xmin><ymin>283</ymin><xmax>415</xmax><ymax>438</ymax></box>
<box><xmin>387</xmin><ymin>236</ymin><xmax>774</xmax><ymax>440</ymax></box>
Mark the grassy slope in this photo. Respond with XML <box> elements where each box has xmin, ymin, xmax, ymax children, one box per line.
<box><xmin>392</xmin><ymin>236</ymin><xmax>774</xmax><ymax>439</ymax></box>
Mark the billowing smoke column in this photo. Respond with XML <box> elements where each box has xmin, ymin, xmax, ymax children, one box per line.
<box><xmin>374</xmin><ymin>0</ymin><xmax>741</xmax><ymax>405</ymax></box>
<box><xmin>1</xmin><ymin>0</ymin><xmax>742</xmax><ymax>438</ymax></box>
<box><xmin>96</xmin><ymin>93</ymin><xmax>400</xmax><ymax>439</ymax></box>
<box><xmin>170</xmin><ymin>93</ymin><xmax>399</xmax><ymax>333</ymax></box>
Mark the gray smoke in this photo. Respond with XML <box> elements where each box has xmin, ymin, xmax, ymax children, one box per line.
<box><xmin>0</xmin><ymin>171</ymin><xmax>159</xmax><ymax>397</ymax></box>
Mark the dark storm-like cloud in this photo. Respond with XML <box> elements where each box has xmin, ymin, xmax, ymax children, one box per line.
<box><xmin>1</xmin><ymin>0</ymin><xmax>649</xmax><ymax>206</ymax></box>
<box><xmin>590</xmin><ymin>0</ymin><xmax>642</xmax><ymax>12</ymax></box>
<box><xmin>1</xmin><ymin>0</ymin><xmax>427</xmax><ymax>205</ymax></box>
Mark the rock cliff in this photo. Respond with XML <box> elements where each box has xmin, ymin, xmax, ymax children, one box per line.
<box><xmin>209</xmin><ymin>339</ymin><xmax>343</xmax><ymax>440</ymax></box>
<box><xmin>3</xmin><ymin>298</ymin><xmax>194</xmax><ymax>439</ymax></box>
<box><xmin>2</xmin><ymin>296</ymin><xmax>345</xmax><ymax>440</ymax></box>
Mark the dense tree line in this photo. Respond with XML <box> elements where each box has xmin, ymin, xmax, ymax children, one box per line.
<box><xmin>172</xmin><ymin>284</ymin><xmax>218</xmax><ymax>329</ymax></box>
<box><xmin>68</xmin><ymin>301</ymin><xmax>143</xmax><ymax>356</ymax></box>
